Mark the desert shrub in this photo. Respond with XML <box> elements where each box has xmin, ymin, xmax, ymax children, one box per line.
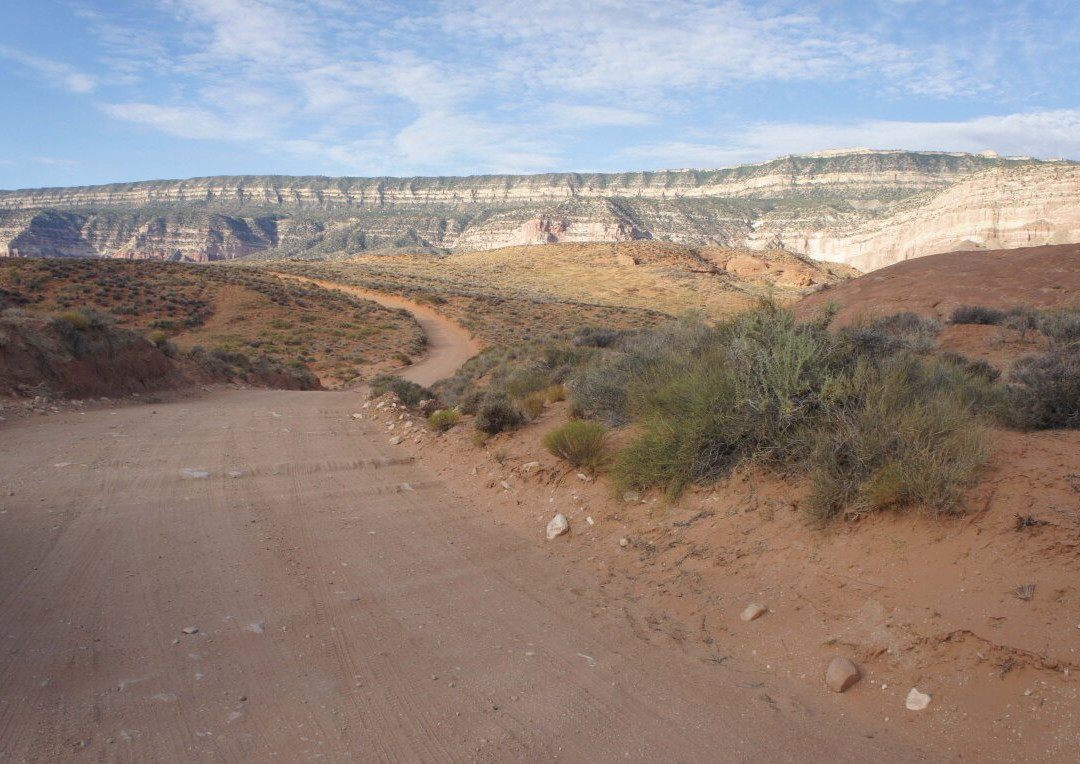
<box><xmin>1004</xmin><ymin>306</ymin><xmax>1038</xmax><ymax>337</ymax></box>
<box><xmin>520</xmin><ymin>391</ymin><xmax>547</xmax><ymax>419</ymax></box>
<box><xmin>57</xmin><ymin>310</ymin><xmax>90</xmax><ymax>331</ymax></box>
<box><xmin>148</xmin><ymin>330</ymin><xmax>168</xmax><ymax>346</ymax></box>
<box><xmin>427</xmin><ymin>409</ymin><xmax>461</xmax><ymax>432</ymax></box>
<box><xmin>613</xmin><ymin>303</ymin><xmax>842</xmax><ymax>498</ymax></box>
<box><xmin>806</xmin><ymin>357</ymin><xmax>991</xmax><ymax>520</ymax></box>
<box><xmin>543</xmin><ymin>420</ymin><xmax>610</xmax><ymax>472</ymax></box>
<box><xmin>842</xmin><ymin>312</ymin><xmax>941</xmax><ymax>356</ymax></box>
<box><xmin>1006</xmin><ymin>349</ymin><xmax>1080</xmax><ymax>429</ymax></box>
<box><xmin>937</xmin><ymin>352</ymin><xmax>1001</xmax><ymax>382</ymax></box>
<box><xmin>544</xmin><ymin>383</ymin><xmax>566</xmax><ymax>402</ymax></box>
<box><xmin>951</xmin><ymin>305</ymin><xmax>1006</xmax><ymax>325</ymax></box>
<box><xmin>1036</xmin><ymin>308</ymin><xmax>1080</xmax><ymax>349</ymax></box>
<box><xmin>605</xmin><ymin>302</ymin><xmax>996</xmax><ymax>515</ymax></box>
<box><xmin>474</xmin><ymin>395</ymin><xmax>524</xmax><ymax>435</ymax></box>
<box><xmin>457</xmin><ymin>389</ymin><xmax>486</xmax><ymax>415</ymax></box>
<box><xmin>369</xmin><ymin>375</ymin><xmax>433</xmax><ymax>407</ymax></box>
<box><xmin>573</xmin><ymin>327</ymin><xmax>619</xmax><ymax>348</ymax></box>
<box><xmin>393</xmin><ymin>352</ymin><xmax>413</xmax><ymax>366</ymax></box>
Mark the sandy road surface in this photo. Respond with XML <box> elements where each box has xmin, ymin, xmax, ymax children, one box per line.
<box><xmin>0</xmin><ymin>391</ymin><xmax>929</xmax><ymax>761</ymax></box>
<box><xmin>274</xmin><ymin>275</ymin><xmax>481</xmax><ymax>387</ymax></box>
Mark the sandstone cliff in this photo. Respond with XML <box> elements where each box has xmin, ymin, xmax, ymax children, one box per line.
<box><xmin>1</xmin><ymin>150</ymin><xmax>1076</xmax><ymax>269</ymax></box>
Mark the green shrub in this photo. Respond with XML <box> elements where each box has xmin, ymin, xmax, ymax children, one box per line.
<box><xmin>474</xmin><ymin>395</ymin><xmax>524</xmax><ymax>435</ymax></box>
<box><xmin>805</xmin><ymin>358</ymin><xmax>991</xmax><ymax>520</ymax></box>
<box><xmin>543</xmin><ymin>420</ymin><xmax>610</xmax><ymax>472</ymax></box>
<box><xmin>951</xmin><ymin>305</ymin><xmax>1006</xmax><ymax>325</ymax></box>
<box><xmin>149</xmin><ymin>330</ymin><xmax>168</xmax><ymax>346</ymax></box>
<box><xmin>370</xmin><ymin>375</ymin><xmax>433</xmax><ymax>407</ymax></box>
<box><xmin>427</xmin><ymin>409</ymin><xmax>461</xmax><ymax>432</ymax></box>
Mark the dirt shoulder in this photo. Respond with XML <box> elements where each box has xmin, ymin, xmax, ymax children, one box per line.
<box><xmin>369</xmin><ymin>397</ymin><xmax>1080</xmax><ymax>763</ymax></box>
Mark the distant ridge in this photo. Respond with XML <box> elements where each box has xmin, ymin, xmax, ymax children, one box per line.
<box><xmin>1</xmin><ymin>150</ymin><xmax>1077</xmax><ymax>270</ymax></box>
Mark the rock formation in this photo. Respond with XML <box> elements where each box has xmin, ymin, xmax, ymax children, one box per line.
<box><xmin>1</xmin><ymin>150</ymin><xmax>1076</xmax><ymax>270</ymax></box>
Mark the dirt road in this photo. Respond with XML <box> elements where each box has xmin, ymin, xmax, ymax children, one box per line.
<box><xmin>0</xmin><ymin>391</ymin><xmax>928</xmax><ymax>761</ymax></box>
<box><xmin>276</xmin><ymin>275</ymin><xmax>481</xmax><ymax>387</ymax></box>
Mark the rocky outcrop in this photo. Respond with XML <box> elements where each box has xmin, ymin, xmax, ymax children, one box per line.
<box><xmin>1</xmin><ymin>150</ymin><xmax>1076</xmax><ymax>269</ymax></box>
<box><xmin>792</xmin><ymin>164</ymin><xmax>1080</xmax><ymax>271</ymax></box>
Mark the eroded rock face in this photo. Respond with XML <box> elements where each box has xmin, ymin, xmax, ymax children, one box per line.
<box><xmin>1</xmin><ymin>150</ymin><xmax>1076</xmax><ymax>268</ymax></box>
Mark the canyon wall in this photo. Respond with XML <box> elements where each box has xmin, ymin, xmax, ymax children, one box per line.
<box><xmin>1</xmin><ymin>150</ymin><xmax>1077</xmax><ymax>270</ymax></box>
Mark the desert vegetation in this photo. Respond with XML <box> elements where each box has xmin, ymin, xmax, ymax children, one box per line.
<box><xmin>424</xmin><ymin>299</ymin><xmax>1080</xmax><ymax>521</ymax></box>
<box><xmin>0</xmin><ymin>257</ymin><xmax>424</xmax><ymax>386</ymax></box>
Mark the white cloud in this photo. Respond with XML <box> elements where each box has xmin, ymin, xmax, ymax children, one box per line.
<box><xmin>0</xmin><ymin>44</ymin><xmax>97</xmax><ymax>93</ymax></box>
<box><xmin>102</xmin><ymin>103</ymin><xmax>266</xmax><ymax>141</ymax></box>
<box><xmin>623</xmin><ymin>110</ymin><xmax>1080</xmax><ymax>169</ymax></box>
<box><xmin>548</xmin><ymin>105</ymin><xmax>656</xmax><ymax>128</ymax></box>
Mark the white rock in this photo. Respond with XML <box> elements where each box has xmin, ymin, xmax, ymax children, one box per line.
<box><xmin>619</xmin><ymin>537</ymin><xmax>629</xmax><ymax>547</ymax></box>
<box><xmin>905</xmin><ymin>688</ymin><xmax>932</xmax><ymax>711</ymax></box>
<box><xmin>351</xmin><ymin>413</ymin><xmax>363</xmax><ymax>420</ymax></box>
<box><xmin>576</xmin><ymin>473</ymin><xmax>591</xmax><ymax>482</ymax></box>
<box><xmin>546</xmin><ymin>514</ymin><xmax>569</xmax><ymax>540</ymax></box>
<box><xmin>181</xmin><ymin>626</ymin><xmax>199</xmax><ymax>635</ymax></box>
<box><xmin>389</xmin><ymin>436</ymin><xmax>403</xmax><ymax>445</ymax></box>
<box><xmin>586</xmin><ymin>516</ymin><xmax>595</xmax><ymax>526</ymax></box>
<box><xmin>740</xmin><ymin>603</ymin><xmax>768</xmax><ymax>622</ymax></box>
<box><xmin>500</xmin><ymin>481</ymin><xmax>512</xmax><ymax>491</ymax></box>
<box><xmin>362</xmin><ymin>402</ymin><xmax>371</xmax><ymax>409</ymax></box>
<box><xmin>521</xmin><ymin>461</ymin><xmax>541</xmax><ymax>473</ymax></box>
<box><xmin>825</xmin><ymin>657</ymin><xmax>861</xmax><ymax>693</ymax></box>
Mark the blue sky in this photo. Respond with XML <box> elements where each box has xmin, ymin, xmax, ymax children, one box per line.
<box><xmin>1</xmin><ymin>0</ymin><xmax>1078</xmax><ymax>188</ymax></box>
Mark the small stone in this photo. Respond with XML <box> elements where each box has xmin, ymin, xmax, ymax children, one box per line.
<box><xmin>521</xmin><ymin>461</ymin><xmax>541</xmax><ymax>473</ymax></box>
<box><xmin>619</xmin><ymin>537</ymin><xmax>629</xmax><ymax>547</ymax></box>
<box><xmin>351</xmin><ymin>413</ymin><xmax>363</xmax><ymax>420</ymax></box>
<box><xmin>622</xmin><ymin>491</ymin><xmax>641</xmax><ymax>503</ymax></box>
<box><xmin>905</xmin><ymin>687</ymin><xmax>932</xmax><ymax>711</ymax></box>
<box><xmin>546</xmin><ymin>513</ymin><xmax>569</xmax><ymax>540</ymax></box>
<box><xmin>576</xmin><ymin>473</ymin><xmax>591</xmax><ymax>482</ymax></box>
<box><xmin>181</xmin><ymin>626</ymin><xmax>199</xmax><ymax>635</ymax></box>
<box><xmin>586</xmin><ymin>516</ymin><xmax>595</xmax><ymax>526</ymax></box>
<box><xmin>389</xmin><ymin>436</ymin><xmax>403</xmax><ymax>445</ymax></box>
<box><xmin>825</xmin><ymin>657</ymin><xmax>861</xmax><ymax>693</ymax></box>
<box><xmin>500</xmin><ymin>480</ymin><xmax>512</xmax><ymax>491</ymax></box>
<box><xmin>740</xmin><ymin>603</ymin><xmax>768</xmax><ymax>622</ymax></box>
<box><xmin>239</xmin><ymin>695</ymin><xmax>247</xmax><ymax>702</ymax></box>
<box><xmin>245</xmin><ymin>622</ymin><xmax>265</xmax><ymax>634</ymax></box>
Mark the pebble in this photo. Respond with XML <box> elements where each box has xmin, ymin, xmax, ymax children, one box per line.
<box><xmin>181</xmin><ymin>627</ymin><xmax>199</xmax><ymax>635</ymax></box>
<box><xmin>619</xmin><ymin>537</ymin><xmax>629</xmax><ymax>547</ymax></box>
<box><xmin>389</xmin><ymin>436</ymin><xmax>403</xmax><ymax>445</ymax></box>
<box><xmin>546</xmin><ymin>513</ymin><xmax>569</xmax><ymax>540</ymax></box>
<box><xmin>740</xmin><ymin>603</ymin><xmax>768</xmax><ymax>622</ymax></box>
<box><xmin>825</xmin><ymin>657</ymin><xmax>861</xmax><ymax>693</ymax></box>
<box><xmin>906</xmin><ymin>687</ymin><xmax>932</xmax><ymax>711</ymax></box>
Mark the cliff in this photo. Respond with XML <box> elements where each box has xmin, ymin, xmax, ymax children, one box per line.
<box><xmin>1</xmin><ymin>150</ymin><xmax>1076</xmax><ymax>269</ymax></box>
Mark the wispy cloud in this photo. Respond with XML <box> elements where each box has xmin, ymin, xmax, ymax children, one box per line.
<box><xmin>0</xmin><ymin>44</ymin><xmax>96</xmax><ymax>93</ymax></box>
<box><xmin>624</xmin><ymin>109</ymin><xmax>1080</xmax><ymax>168</ymax></box>
<box><xmin>53</xmin><ymin>0</ymin><xmax>1080</xmax><ymax>175</ymax></box>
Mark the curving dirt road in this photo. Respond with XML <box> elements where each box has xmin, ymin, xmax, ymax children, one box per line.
<box><xmin>0</xmin><ymin>390</ymin><xmax>929</xmax><ymax>761</ymax></box>
<box><xmin>277</xmin><ymin>275</ymin><xmax>481</xmax><ymax>387</ymax></box>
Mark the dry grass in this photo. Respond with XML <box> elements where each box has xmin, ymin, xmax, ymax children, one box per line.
<box><xmin>257</xmin><ymin>241</ymin><xmax>850</xmax><ymax>347</ymax></box>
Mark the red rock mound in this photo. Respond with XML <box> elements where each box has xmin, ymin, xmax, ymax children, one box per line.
<box><xmin>797</xmin><ymin>243</ymin><xmax>1080</xmax><ymax>326</ymax></box>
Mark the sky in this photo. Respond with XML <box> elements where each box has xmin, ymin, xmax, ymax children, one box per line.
<box><xmin>1</xmin><ymin>0</ymin><xmax>1078</xmax><ymax>189</ymax></box>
